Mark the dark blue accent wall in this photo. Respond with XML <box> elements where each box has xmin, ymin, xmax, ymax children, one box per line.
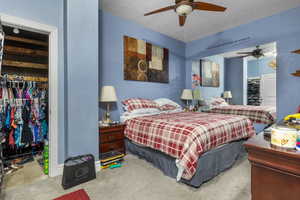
<box><xmin>186</xmin><ymin>6</ymin><xmax>300</xmax><ymax>120</ymax></box>
<box><xmin>99</xmin><ymin>11</ymin><xmax>186</xmax><ymax>121</ymax></box>
<box><xmin>225</xmin><ymin>58</ymin><xmax>244</xmax><ymax>105</ymax></box>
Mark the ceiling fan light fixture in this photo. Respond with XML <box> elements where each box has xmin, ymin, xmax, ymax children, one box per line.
<box><xmin>176</xmin><ymin>5</ymin><xmax>193</xmax><ymax>16</ymax></box>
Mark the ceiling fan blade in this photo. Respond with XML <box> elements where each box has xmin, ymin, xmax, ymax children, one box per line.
<box><xmin>192</xmin><ymin>2</ymin><xmax>227</xmax><ymax>12</ymax></box>
<box><xmin>292</xmin><ymin>49</ymin><xmax>300</xmax><ymax>54</ymax></box>
<box><xmin>179</xmin><ymin>15</ymin><xmax>187</xmax><ymax>26</ymax></box>
<box><xmin>144</xmin><ymin>5</ymin><xmax>176</xmax><ymax>16</ymax></box>
<box><xmin>236</xmin><ymin>55</ymin><xmax>249</xmax><ymax>59</ymax></box>
<box><xmin>237</xmin><ymin>52</ymin><xmax>253</xmax><ymax>55</ymax></box>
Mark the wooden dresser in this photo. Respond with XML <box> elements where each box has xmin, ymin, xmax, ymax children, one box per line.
<box><xmin>244</xmin><ymin>133</ymin><xmax>300</xmax><ymax>200</ymax></box>
<box><xmin>99</xmin><ymin>124</ymin><xmax>126</xmax><ymax>158</ymax></box>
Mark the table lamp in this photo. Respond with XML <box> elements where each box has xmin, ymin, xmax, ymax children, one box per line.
<box><xmin>181</xmin><ymin>89</ymin><xmax>193</xmax><ymax>109</ymax></box>
<box><xmin>100</xmin><ymin>86</ymin><xmax>118</xmax><ymax>123</ymax></box>
<box><xmin>223</xmin><ymin>91</ymin><xmax>232</xmax><ymax>104</ymax></box>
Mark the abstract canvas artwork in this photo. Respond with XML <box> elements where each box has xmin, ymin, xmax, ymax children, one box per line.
<box><xmin>124</xmin><ymin>36</ymin><xmax>169</xmax><ymax>83</ymax></box>
<box><xmin>200</xmin><ymin>59</ymin><xmax>220</xmax><ymax>87</ymax></box>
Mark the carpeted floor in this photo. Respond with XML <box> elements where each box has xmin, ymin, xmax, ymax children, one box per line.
<box><xmin>1</xmin><ymin>154</ymin><xmax>251</xmax><ymax>200</ymax></box>
<box><xmin>4</xmin><ymin>158</ymin><xmax>48</xmax><ymax>190</ymax></box>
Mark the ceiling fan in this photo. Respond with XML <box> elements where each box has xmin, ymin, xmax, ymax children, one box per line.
<box><xmin>144</xmin><ymin>0</ymin><xmax>227</xmax><ymax>26</ymax></box>
<box><xmin>237</xmin><ymin>46</ymin><xmax>265</xmax><ymax>59</ymax></box>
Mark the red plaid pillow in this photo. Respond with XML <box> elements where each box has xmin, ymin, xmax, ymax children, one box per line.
<box><xmin>122</xmin><ymin>98</ymin><xmax>160</xmax><ymax>112</ymax></box>
<box><xmin>159</xmin><ymin>104</ymin><xmax>177</xmax><ymax>111</ymax></box>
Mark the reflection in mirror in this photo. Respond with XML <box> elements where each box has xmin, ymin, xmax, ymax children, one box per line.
<box><xmin>192</xmin><ymin>42</ymin><xmax>277</xmax><ymax>107</ymax></box>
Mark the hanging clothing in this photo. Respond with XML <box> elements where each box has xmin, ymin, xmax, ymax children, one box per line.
<box><xmin>0</xmin><ymin>78</ymin><xmax>48</xmax><ymax>149</ymax></box>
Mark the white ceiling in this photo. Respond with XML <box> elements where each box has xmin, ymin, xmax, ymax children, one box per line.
<box><xmin>101</xmin><ymin>0</ymin><xmax>300</xmax><ymax>42</ymax></box>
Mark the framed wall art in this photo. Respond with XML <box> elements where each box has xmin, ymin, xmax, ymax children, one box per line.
<box><xmin>200</xmin><ymin>59</ymin><xmax>220</xmax><ymax>87</ymax></box>
<box><xmin>124</xmin><ymin>36</ymin><xmax>169</xmax><ymax>83</ymax></box>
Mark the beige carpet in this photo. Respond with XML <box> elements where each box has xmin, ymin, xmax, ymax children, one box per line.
<box><xmin>3</xmin><ymin>159</ymin><xmax>48</xmax><ymax>190</ymax></box>
<box><xmin>1</xmin><ymin>154</ymin><xmax>251</xmax><ymax>200</ymax></box>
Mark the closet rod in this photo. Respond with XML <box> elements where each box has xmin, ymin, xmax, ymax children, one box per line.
<box><xmin>0</xmin><ymin>74</ymin><xmax>48</xmax><ymax>82</ymax></box>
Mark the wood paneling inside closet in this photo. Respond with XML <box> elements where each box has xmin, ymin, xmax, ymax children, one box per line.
<box><xmin>2</xmin><ymin>25</ymin><xmax>48</xmax><ymax>81</ymax></box>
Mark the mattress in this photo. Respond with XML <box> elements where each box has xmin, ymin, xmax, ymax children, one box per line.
<box><xmin>205</xmin><ymin>105</ymin><xmax>276</xmax><ymax>124</ymax></box>
<box><xmin>124</xmin><ymin>111</ymin><xmax>255</xmax><ymax>180</ymax></box>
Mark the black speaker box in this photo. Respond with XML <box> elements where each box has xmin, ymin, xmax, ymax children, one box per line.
<box><xmin>62</xmin><ymin>154</ymin><xmax>96</xmax><ymax>190</ymax></box>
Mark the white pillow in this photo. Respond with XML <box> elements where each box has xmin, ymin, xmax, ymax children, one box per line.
<box><xmin>125</xmin><ymin>108</ymin><xmax>160</xmax><ymax>115</ymax></box>
<box><xmin>164</xmin><ymin>107</ymin><xmax>183</xmax><ymax>114</ymax></box>
<box><xmin>205</xmin><ymin>97</ymin><xmax>229</xmax><ymax>109</ymax></box>
<box><xmin>121</xmin><ymin>109</ymin><xmax>161</xmax><ymax>122</ymax></box>
<box><xmin>154</xmin><ymin>98</ymin><xmax>181</xmax><ymax>108</ymax></box>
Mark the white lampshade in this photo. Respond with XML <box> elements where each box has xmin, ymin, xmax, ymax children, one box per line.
<box><xmin>223</xmin><ymin>91</ymin><xmax>232</xmax><ymax>99</ymax></box>
<box><xmin>100</xmin><ymin>86</ymin><xmax>118</xmax><ymax>102</ymax></box>
<box><xmin>193</xmin><ymin>89</ymin><xmax>201</xmax><ymax>100</ymax></box>
<box><xmin>181</xmin><ymin>89</ymin><xmax>193</xmax><ymax>100</ymax></box>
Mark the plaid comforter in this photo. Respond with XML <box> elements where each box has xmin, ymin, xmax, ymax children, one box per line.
<box><xmin>124</xmin><ymin>112</ymin><xmax>255</xmax><ymax>180</ymax></box>
<box><xmin>206</xmin><ymin>105</ymin><xmax>276</xmax><ymax>124</ymax></box>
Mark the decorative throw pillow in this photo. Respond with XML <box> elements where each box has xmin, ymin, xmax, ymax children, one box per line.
<box><xmin>159</xmin><ymin>104</ymin><xmax>177</xmax><ymax>111</ymax></box>
<box><xmin>122</xmin><ymin>98</ymin><xmax>160</xmax><ymax>112</ymax></box>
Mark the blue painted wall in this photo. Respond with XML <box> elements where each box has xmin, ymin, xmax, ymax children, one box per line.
<box><xmin>191</xmin><ymin>55</ymin><xmax>224</xmax><ymax>99</ymax></box>
<box><xmin>2</xmin><ymin>1</ymin><xmax>300</xmax><ymax>165</ymax></box>
<box><xmin>0</xmin><ymin>0</ymin><xmax>66</xmax><ymax>163</ymax></box>
<box><xmin>65</xmin><ymin>0</ymin><xmax>99</xmax><ymax>160</ymax></box>
<box><xmin>0</xmin><ymin>0</ymin><xmax>100</xmax><ymax>163</ymax></box>
<box><xmin>99</xmin><ymin>11</ymin><xmax>186</xmax><ymax>121</ymax></box>
<box><xmin>186</xmin><ymin>6</ymin><xmax>300</xmax><ymax>120</ymax></box>
<box><xmin>248</xmin><ymin>57</ymin><xmax>276</xmax><ymax>78</ymax></box>
<box><xmin>225</xmin><ymin>58</ymin><xmax>244</xmax><ymax>105</ymax></box>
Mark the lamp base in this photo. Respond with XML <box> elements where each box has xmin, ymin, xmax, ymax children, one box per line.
<box><xmin>103</xmin><ymin>112</ymin><xmax>112</xmax><ymax>124</ymax></box>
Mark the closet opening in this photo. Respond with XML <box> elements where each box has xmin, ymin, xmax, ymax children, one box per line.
<box><xmin>0</xmin><ymin>24</ymin><xmax>50</xmax><ymax>189</ymax></box>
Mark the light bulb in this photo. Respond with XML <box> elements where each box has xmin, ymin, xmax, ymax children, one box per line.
<box><xmin>13</xmin><ymin>28</ymin><xmax>20</xmax><ymax>34</ymax></box>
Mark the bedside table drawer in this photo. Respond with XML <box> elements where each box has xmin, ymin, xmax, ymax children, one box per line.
<box><xmin>100</xmin><ymin>140</ymin><xmax>124</xmax><ymax>154</ymax></box>
<box><xmin>100</xmin><ymin>132</ymin><xmax>124</xmax><ymax>143</ymax></box>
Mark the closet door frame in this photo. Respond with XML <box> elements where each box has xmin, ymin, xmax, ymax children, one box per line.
<box><xmin>0</xmin><ymin>14</ymin><xmax>59</xmax><ymax>177</ymax></box>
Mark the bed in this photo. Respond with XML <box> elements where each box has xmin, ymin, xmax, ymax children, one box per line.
<box><xmin>205</xmin><ymin>105</ymin><xmax>276</xmax><ymax>124</ymax></box>
<box><xmin>123</xmin><ymin>111</ymin><xmax>255</xmax><ymax>187</ymax></box>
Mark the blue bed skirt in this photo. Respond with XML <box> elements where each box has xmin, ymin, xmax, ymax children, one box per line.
<box><xmin>125</xmin><ymin>138</ymin><xmax>247</xmax><ymax>188</ymax></box>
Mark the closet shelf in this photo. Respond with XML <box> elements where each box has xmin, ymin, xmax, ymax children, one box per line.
<box><xmin>4</xmin><ymin>46</ymin><xmax>48</xmax><ymax>57</ymax></box>
<box><xmin>5</xmin><ymin>35</ymin><xmax>48</xmax><ymax>47</ymax></box>
<box><xmin>292</xmin><ymin>49</ymin><xmax>300</xmax><ymax>54</ymax></box>
<box><xmin>3</xmin><ymin>60</ymin><xmax>48</xmax><ymax>70</ymax></box>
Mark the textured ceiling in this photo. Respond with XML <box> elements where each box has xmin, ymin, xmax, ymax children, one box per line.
<box><xmin>101</xmin><ymin>0</ymin><xmax>300</xmax><ymax>42</ymax></box>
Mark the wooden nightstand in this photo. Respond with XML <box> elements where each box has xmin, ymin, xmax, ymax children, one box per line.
<box><xmin>99</xmin><ymin>124</ymin><xmax>126</xmax><ymax>159</ymax></box>
<box><xmin>244</xmin><ymin>133</ymin><xmax>300</xmax><ymax>200</ymax></box>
